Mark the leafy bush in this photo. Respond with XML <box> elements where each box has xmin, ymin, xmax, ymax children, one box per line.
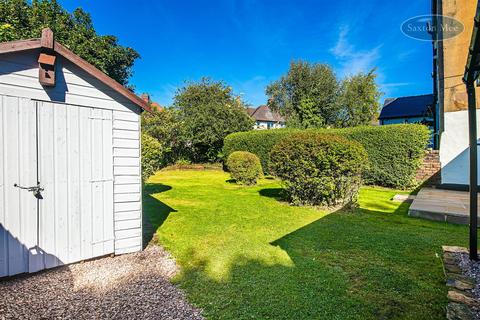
<box><xmin>142</xmin><ymin>108</ymin><xmax>184</xmax><ymax>165</ymax></box>
<box><xmin>270</xmin><ymin>132</ymin><xmax>368</xmax><ymax>206</ymax></box>
<box><xmin>223</xmin><ymin>129</ymin><xmax>298</xmax><ymax>175</ymax></box>
<box><xmin>226</xmin><ymin>151</ymin><xmax>263</xmax><ymax>185</ymax></box>
<box><xmin>175</xmin><ymin>159</ymin><xmax>192</xmax><ymax>166</ymax></box>
<box><xmin>141</xmin><ymin>133</ymin><xmax>163</xmax><ymax>181</ymax></box>
<box><xmin>224</xmin><ymin>124</ymin><xmax>430</xmax><ymax>188</ymax></box>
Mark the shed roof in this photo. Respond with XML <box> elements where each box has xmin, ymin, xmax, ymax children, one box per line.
<box><xmin>250</xmin><ymin>105</ymin><xmax>285</xmax><ymax>122</ymax></box>
<box><xmin>0</xmin><ymin>28</ymin><xmax>150</xmax><ymax>111</ymax></box>
<box><xmin>378</xmin><ymin>94</ymin><xmax>434</xmax><ymax>120</ymax></box>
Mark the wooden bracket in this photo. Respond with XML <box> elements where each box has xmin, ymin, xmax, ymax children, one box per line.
<box><xmin>38</xmin><ymin>28</ymin><xmax>56</xmax><ymax>87</ymax></box>
<box><xmin>40</xmin><ymin>28</ymin><xmax>54</xmax><ymax>50</ymax></box>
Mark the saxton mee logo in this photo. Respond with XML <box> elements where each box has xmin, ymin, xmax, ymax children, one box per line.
<box><xmin>401</xmin><ymin>15</ymin><xmax>464</xmax><ymax>41</ymax></box>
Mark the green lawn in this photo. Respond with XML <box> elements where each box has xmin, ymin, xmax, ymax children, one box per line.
<box><xmin>144</xmin><ymin>169</ymin><xmax>469</xmax><ymax>320</ymax></box>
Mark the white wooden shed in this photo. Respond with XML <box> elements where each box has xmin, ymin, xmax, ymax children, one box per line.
<box><xmin>0</xmin><ymin>29</ymin><xmax>150</xmax><ymax>277</ymax></box>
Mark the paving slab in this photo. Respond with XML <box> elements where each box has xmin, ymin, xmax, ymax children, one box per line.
<box><xmin>408</xmin><ymin>188</ymin><xmax>480</xmax><ymax>225</ymax></box>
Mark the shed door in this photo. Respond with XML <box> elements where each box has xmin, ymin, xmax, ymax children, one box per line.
<box><xmin>0</xmin><ymin>96</ymin><xmax>39</xmax><ymax>277</ymax></box>
<box><xmin>38</xmin><ymin>101</ymin><xmax>114</xmax><ymax>270</ymax></box>
<box><xmin>0</xmin><ymin>97</ymin><xmax>114</xmax><ymax>277</ymax></box>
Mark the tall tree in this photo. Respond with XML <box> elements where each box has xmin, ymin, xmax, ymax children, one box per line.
<box><xmin>173</xmin><ymin>78</ymin><xmax>254</xmax><ymax>163</ymax></box>
<box><xmin>266</xmin><ymin>60</ymin><xmax>382</xmax><ymax>128</ymax></box>
<box><xmin>337</xmin><ymin>70</ymin><xmax>382</xmax><ymax>127</ymax></box>
<box><xmin>0</xmin><ymin>0</ymin><xmax>139</xmax><ymax>86</ymax></box>
<box><xmin>266</xmin><ymin>60</ymin><xmax>339</xmax><ymax>128</ymax></box>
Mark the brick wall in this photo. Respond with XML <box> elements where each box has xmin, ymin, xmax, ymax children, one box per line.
<box><xmin>416</xmin><ymin>149</ymin><xmax>441</xmax><ymax>186</ymax></box>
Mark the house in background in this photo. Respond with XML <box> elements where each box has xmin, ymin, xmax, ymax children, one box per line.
<box><xmin>247</xmin><ymin>105</ymin><xmax>286</xmax><ymax>130</ymax></box>
<box><xmin>378</xmin><ymin>94</ymin><xmax>436</xmax><ymax>147</ymax></box>
<box><xmin>379</xmin><ymin>94</ymin><xmax>435</xmax><ymax>126</ymax></box>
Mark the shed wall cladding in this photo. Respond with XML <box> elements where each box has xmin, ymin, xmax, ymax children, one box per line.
<box><xmin>0</xmin><ymin>49</ymin><xmax>142</xmax><ymax>276</ymax></box>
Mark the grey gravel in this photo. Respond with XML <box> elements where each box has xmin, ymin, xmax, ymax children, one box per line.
<box><xmin>0</xmin><ymin>244</ymin><xmax>203</xmax><ymax>320</ymax></box>
<box><xmin>457</xmin><ymin>252</ymin><xmax>480</xmax><ymax>319</ymax></box>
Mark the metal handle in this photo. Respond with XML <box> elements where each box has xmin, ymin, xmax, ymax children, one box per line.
<box><xmin>13</xmin><ymin>183</ymin><xmax>44</xmax><ymax>193</ymax></box>
<box><xmin>14</xmin><ymin>183</ymin><xmax>44</xmax><ymax>200</ymax></box>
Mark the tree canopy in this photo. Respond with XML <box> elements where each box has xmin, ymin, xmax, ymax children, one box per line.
<box><xmin>0</xmin><ymin>0</ymin><xmax>139</xmax><ymax>86</ymax></box>
<box><xmin>173</xmin><ymin>78</ymin><xmax>254</xmax><ymax>163</ymax></box>
<box><xmin>266</xmin><ymin>60</ymin><xmax>382</xmax><ymax>128</ymax></box>
<box><xmin>266</xmin><ymin>61</ymin><xmax>339</xmax><ymax>128</ymax></box>
<box><xmin>143</xmin><ymin>78</ymin><xmax>254</xmax><ymax>165</ymax></box>
<box><xmin>337</xmin><ymin>71</ymin><xmax>381</xmax><ymax>127</ymax></box>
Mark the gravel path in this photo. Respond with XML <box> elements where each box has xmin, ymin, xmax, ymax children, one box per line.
<box><xmin>0</xmin><ymin>245</ymin><xmax>203</xmax><ymax>320</ymax></box>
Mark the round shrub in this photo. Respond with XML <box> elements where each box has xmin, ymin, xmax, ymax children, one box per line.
<box><xmin>270</xmin><ymin>132</ymin><xmax>368</xmax><ymax>207</ymax></box>
<box><xmin>226</xmin><ymin>151</ymin><xmax>263</xmax><ymax>185</ymax></box>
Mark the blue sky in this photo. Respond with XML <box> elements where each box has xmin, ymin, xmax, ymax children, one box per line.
<box><xmin>59</xmin><ymin>0</ymin><xmax>433</xmax><ymax>107</ymax></box>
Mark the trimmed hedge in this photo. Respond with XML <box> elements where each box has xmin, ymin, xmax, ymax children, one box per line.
<box><xmin>270</xmin><ymin>132</ymin><xmax>367</xmax><ymax>206</ymax></box>
<box><xmin>223</xmin><ymin>124</ymin><xmax>430</xmax><ymax>189</ymax></box>
<box><xmin>335</xmin><ymin>125</ymin><xmax>430</xmax><ymax>188</ymax></box>
<box><xmin>226</xmin><ymin>151</ymin><xmax>263</xmax><ymax>185</ymax></box>
<box><xmin>223</xmin><ymin>129</ymin><xmax>298</xmax><ymax>175</ymax></box>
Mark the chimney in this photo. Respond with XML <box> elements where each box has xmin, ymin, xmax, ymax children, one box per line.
<box><xmin>140</xmin><ymin>93</ymin><xmax>151</xmax><ymax>104</ymax></box>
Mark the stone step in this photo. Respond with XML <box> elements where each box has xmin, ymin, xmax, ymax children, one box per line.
<box><xmin>408</xmin><ymin>209</ymin><xmax>480</xmax><ymax>225</ymax></box>
<box><xmin>408</xmin><ymin>188</ymin><xmax>480</xmax><ymax>225</ymax></box>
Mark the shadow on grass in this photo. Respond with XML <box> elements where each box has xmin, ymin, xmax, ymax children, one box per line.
<box><xmin>174</xmin><ymin>203</ymin><xmax>468</xmax><ymax>319</ymax></box>
<box><xmin>142</xmin><ymin>183</ymin><xmax>177</xmax><ymax>247</ymax></box>
<box><xmin>258</xmin><ymin>188</ymin><xmax>285</xmax><ymax>201</ymax></box>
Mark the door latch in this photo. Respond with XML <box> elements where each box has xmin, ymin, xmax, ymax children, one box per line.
<box><xmin>13</xmin><ymin>183</ymin><xmax>44</xmax><ymax>199</ymax></box>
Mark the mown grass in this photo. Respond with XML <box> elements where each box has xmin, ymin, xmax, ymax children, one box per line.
<box><xmin>144</xmin><ymin>169</ymin><xmax>469</xmax><ymax>320</ymax></box>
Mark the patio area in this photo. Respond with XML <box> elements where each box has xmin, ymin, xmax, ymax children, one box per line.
<box><xmin>409</xmin><ymin>188</ymin><xmax>480</xmax><ymax>225</ymax></box>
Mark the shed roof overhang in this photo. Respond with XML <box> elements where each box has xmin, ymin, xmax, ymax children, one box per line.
<box><xmin>0</xmin><ymin>28</ymin><xmax>150</xmax><ymax>112</ymax></box>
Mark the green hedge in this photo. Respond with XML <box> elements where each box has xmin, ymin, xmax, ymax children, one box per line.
<box><xmin>334</xmin><ymin>125</ymin><xmax>430</xmax><ymax>188</ymax></box>
<box><xmin>223</xmin><ymin>124</ymin><xmax>430</xmax><ymax>188</ymax></box>
<box><xmin>223</xmin><ymin>129</ymin><xmax>298</xmax><ymax>175</ymax></box>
